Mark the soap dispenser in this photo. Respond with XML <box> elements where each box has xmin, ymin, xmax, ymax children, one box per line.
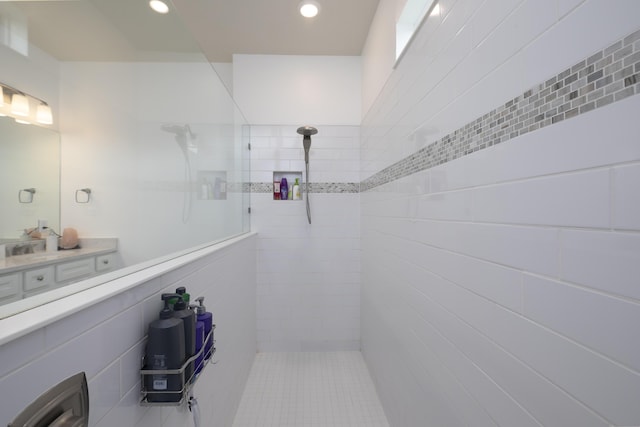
<box><xmin>195</xmin><ymin>296</ymin><xmax>214</xmax><ymax>362</ymax></box>
<box><xmin>172</xmin><ymin>295</ymin><xmax>196</xmax><ymax>383</ymax></box>
<box><xmin>176</xmin><ymin>286</ymin><xmax>190</xmax><ymax>305</ymax></box>
<box><xmin>144</xmin><ymin>293</ymin><xmax>186</xmax><ymax>402</ymax></box>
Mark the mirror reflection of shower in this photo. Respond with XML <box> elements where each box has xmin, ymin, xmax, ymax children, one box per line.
<box><xmin>161</xmin><ymin>124</ymin><xmax>198</xmax><ymax>223</ymax></box>
<box><xmin>297</xmin><ymin>126</ymin><xmax>318</xmax><ymax>225</ymax></box>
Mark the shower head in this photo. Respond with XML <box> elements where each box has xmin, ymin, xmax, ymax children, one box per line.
<box><xmin>161</xmin><ymin>124</ymin><xmax>196</xmax><ymax>139</ymax></box>
<box><xmin>161</xmin><ymin>124</ymin><xmax>197</xmax><ymax>156</ymax></box>
<box><xmin>297</xmin><ymin>126</ymin><xmax>318</xmax><ymax>137</ymax></box>
<box><xmin>297</xmin><ymin>126</ymin><xmax>317</xmax><ymax>164</ymax></box>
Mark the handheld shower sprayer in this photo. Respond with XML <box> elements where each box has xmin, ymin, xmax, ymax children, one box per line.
<box><xmin>297</xmin><ymin>126</ymin><xmax>318</xmax><ymax>225</ymax></box>
<box><xmin>297</xmin><ymin>126</ymin><xmax>317</xmax><ymax>164</ymax></box>
<box><xmin>161</xmin><ymin>123</ymin><xmax>198</xmax><ymax>224</ymax></box>
<box><xmin>161</xmin><ymin>124</ymin><xmax>197</xmax><ymax>156</ymax></box>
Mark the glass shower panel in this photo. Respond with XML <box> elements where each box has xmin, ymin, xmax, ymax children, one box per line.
<box><xmin>0</xmin><ymin>0</ymin><xmax>250</xmax><ymax>316</ymax></box>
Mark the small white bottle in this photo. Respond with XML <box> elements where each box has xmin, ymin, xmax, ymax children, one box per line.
<box><xmin>46</xmin><ymin>233</ymin><xmax>58</xmax><ymax>252</ymax></box>
<box><xmin>292</xmin><ymin>178</ymin><xmax>301</xmax><ymax>200</ymax></box>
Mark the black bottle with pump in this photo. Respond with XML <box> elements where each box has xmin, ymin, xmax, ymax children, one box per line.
<box><xmin>144</xmin><ymin>293</ymin><xmax>186</xmax><ymax>402</ymax></box>
<box><xmin>172</xmin><ymin>294</ymin><xmax>196</xmax><ymax>383</ymax></box>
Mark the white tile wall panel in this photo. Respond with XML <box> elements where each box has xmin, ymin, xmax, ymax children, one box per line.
<box><xmin>88</xmin><ymin>361</ymin><xmax>121</xmax><ymax>425</ymax></box>
<box><xmin>404</xmin><ymin>297</ymin><xmax>542</xmax><ymax>427</ymax></box>
<box><xmin>523</xmin><ymin>274</ymin><xmax>640</xmax><ymax>372</ymax></box>
<box><xmin>558</xmin><ymin>0</ymin><xmax>586</xmax><ymax>18</ymax></box>
<box><xmin>472</xmin><ymin>170</ymin><xmax>610</xmax><ymax>228</ymax></box>
<box><xmin>386</xmin><ymin>235</ymin><xmax>523</xmax><ymax>312</ymax></box>
<box><xmin>425</xmin><ymin>95</ymin><xmax>640</xmax><ymax>194</ymax></box>
<box><xmin>416</xmin><ymin>189</ymin><xmax>474</xmax><ymax>221</ymax></box>
<box><xmin>120</xmin><ymin>341</ymin><xmax>145</xmax><ymax>399</ymax></box>
<box><xmin>44</xmin><ymin>293</ymin><xmax>143</xmax><ymax>351</ymax></box>
<box><xmin>613</xmin><ymin>163</ymin><xmax>640</xmax><ymax>230</ymax></box>
<box><xmin>419</xmin><ymin>265</ymin><xmax>640</xmax><ymax>425</ymax></box>
<box><xmin>399</xmin><ymin>323</ymin><xmax>501</xmax><ymax>427</ymax></box>
<box><xmin>421</xmin><ymin>53</ymin><xmax>526</xmax><ymax>148</ymax></box>
<box><xmin>470</xmin><ymin>0</ymin><xmax>526</xmax><ymax>48</ymax></box>
<box><xmin>252</xmin><ymin>125</ymin><xmax>361</xmax><ymax>352</ymax></box>
<box><xmin>405</xmin><ymin>282</ymin><xmax>608</xmax><ymax>427</ymax></box>
<box><xmin>0</xmin><ymin>235</ymin><xmax>257</xmax><ymax>427</ymax></box>
<box><xmin>363</xmin><ymin>9</ymin><xmax>640</xmax><ymax>422</ymax></box>
<box><xmin>0</xmin><ymin>329</ymin><xmax>45</xmax><ymax>378</ymax></box>
<box><xmin>411</xmin><ymin>220</ymin><xmax>561</xmax><ymax>277</ymax></box>
<box><xmin>560</xmin><ymin>229</ymin><xmax>640</xmax><ymax>300</ymax></box>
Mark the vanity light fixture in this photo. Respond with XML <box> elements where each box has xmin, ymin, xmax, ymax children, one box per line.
<box><xmin>149</xmin><ymin>0</ymin><xmax>169</xmax><ymax>14</ymax></box>
<box><xmin>299</xmin><ymin>1</ymin><xmax>320</xmax><ymax>18</ymax></box>
<box><xmin>0</xmin><ymin>81</ymin><xmax>54</xmax><ymax>126</ymax></box>
<box><xmin>36</xmin><ymin>103</ymin><xmax>53</xmax><ymax>125</ymax></box>
<box><xmin>11</xmin><ymin>93</ymin><xmax>29</xmax><ymax>117</ymax></box>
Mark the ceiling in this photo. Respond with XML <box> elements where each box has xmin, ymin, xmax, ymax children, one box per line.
<box><xmin>8</xmin><ymin>0</ymin><xmax>380</xmax><ymax>62</ymax></box>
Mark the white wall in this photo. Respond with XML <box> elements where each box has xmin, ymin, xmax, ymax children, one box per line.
<box><xmin>233</xmin><ymin>54</ymin><xmax>362</xmax><ymax>352</ymax></box>
<box><xmin>235</xmin><ymin>53</ymin><xmax>361</xmax><ymax>352</ymax></box>
<box><xmin>250</xmin><ymin>125</ymin><xmax>360</xmax><ymax>352</ymax></box>
<box><xmin>0</xmin><ymin>234</ymin><xmax>257</xmax><ymax>427</ymax></box>
<box><xmin>360</xmin><ymin>0</ymin><xmax>640</xmax><ymax>426</ymax></box>
<box><xmin>233</xmin><ymin>54</ymin><xmax>362</xmax><ymax>125</ymax></box>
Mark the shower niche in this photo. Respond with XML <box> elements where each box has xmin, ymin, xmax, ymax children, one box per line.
<box><xmin>197</xmin><ymin>171</ymin><xmax>227</xmax><ymax>200</ymax></box>
<box><xmin>273</xmin><ymin>171</ymin><xmax>302</xmax><ymax>201</ymax></box>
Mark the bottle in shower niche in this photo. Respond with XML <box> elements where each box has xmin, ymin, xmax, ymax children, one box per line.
<box><xmin>292</xmin><ymin>178</ymin><xmax>301</xmax><ymax>200</ymax></box>
<box><xmin>273</xmin><ymin>180</ymin><xmax>281</xmax><ymax>200</ymax></box>
<box><xmin>280</xmin><ymin>177</ymin><xmax>288</xmax><ymax>200</ymax></box>
<box><xmin>172</xmin><ymin>294</ymin><xmax>196</xmax><ymax>383</ymax></box>
<box><xmin>144</xmin><ymin>293</ymin><xmax>186</xmax><ymax>402</ymax></box>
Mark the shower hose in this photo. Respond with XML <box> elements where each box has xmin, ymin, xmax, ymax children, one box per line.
<box><xmin>306</xmin><ymin>161</ymin><xmax>311</xmax><ymax>224</ymax></box>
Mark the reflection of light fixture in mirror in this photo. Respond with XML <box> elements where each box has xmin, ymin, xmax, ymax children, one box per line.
<box><xmin>0</xmin><ymin>81</ymin><xmax>54</xmax><ymax>126</ymax></box>
<box><xmin>299</xmin><ymin>1</ymin><xmax>320</xmax><ymax>18</ymax></box>
<box><xmin>11</xmin><ymin>93</ymin><xmax>29</xmax><ymax>117</ymax></box>
<box><xmin>36</xmin><ymin>103</ymin><xmax>53</xmax><ymax>125</ymax></box>
<box><xmin>149</xmin><ymin>0</ymin><xmax>169</xmax><ymax>14</ymax></box>
<box><xmin>75</xmin><ymin>188</ymin><xmax>92</xmax><ymax>204</ymax></box>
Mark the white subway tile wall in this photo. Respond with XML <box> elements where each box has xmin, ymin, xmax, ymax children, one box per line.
<box><xmin>0</xmin><ymin>235</ymin><xmax>257</xmax><ymax>427</ymax></box>
<box><xmin>251</xmin><ymin>125</ymin><xmax>361</xmax><ymax>352</ymax></box>
<box><xmin>361</xmin><ymin>1</ymin><xmax>640</xmax><ymax>426</ymax></box>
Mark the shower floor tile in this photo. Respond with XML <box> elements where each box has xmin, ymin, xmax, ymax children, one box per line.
<box><xmin>232</xmin><ymin>351</ymin><xmax>389</xmax><ymax>427</ymax></box>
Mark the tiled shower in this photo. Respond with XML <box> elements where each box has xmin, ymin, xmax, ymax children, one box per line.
<box><xmin>1</xmin><ymin>0</ymin><xmax>640</xmax><ymax>426</ymax></box>
<box><xmin>360</xmin><ymin>0</ymin><xmax>640</xmax><ymax>425</ymax></box>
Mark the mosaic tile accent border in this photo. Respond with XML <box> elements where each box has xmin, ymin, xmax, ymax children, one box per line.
<box><xmin>361</xmin><ymin>28</ymin><xmax>640</xmax><ymax>192</ymax></box>
<box><xmin>251</xmin><ymin>182</ymin><xmax>360</xmax><ymax>194</ymax></box>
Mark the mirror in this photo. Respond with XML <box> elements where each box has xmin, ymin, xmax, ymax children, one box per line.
<box><xmin>0</xmin><ymin>0</ymin><xmax>250</xmax><ymax>317</ymax></box>
<box><xmin>0</xmin><ymin>116</ymin><xmax>60</xmax><ymax>241</ymax></box>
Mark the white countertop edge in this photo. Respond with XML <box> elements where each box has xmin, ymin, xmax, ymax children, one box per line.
<box><xmin>0</xmin><ymin>232</ymin><xmax>256</xmax><ymax>347</ymax></box>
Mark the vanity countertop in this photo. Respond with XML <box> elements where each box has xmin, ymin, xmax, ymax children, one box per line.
<box><xmin>0</xmin><ymin>238</ymin><xmax>117</xmax><ymax>274</ymax></box>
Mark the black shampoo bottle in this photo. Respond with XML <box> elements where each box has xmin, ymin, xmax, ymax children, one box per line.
<box><xmin>145</xmin><ymin>293</ymin><xmax>186</xmax><ymax>402</ymax></box>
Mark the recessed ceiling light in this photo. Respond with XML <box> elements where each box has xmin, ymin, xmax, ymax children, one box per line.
<box><xmin>149</xmin><ymin>0</ymin><xmax>169</xmax><ymax>14</ymax></box>
<box><xmin>299</xmin><ymin>1</ymin><xmax>320</xmax><ymax>18</ymax></box>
